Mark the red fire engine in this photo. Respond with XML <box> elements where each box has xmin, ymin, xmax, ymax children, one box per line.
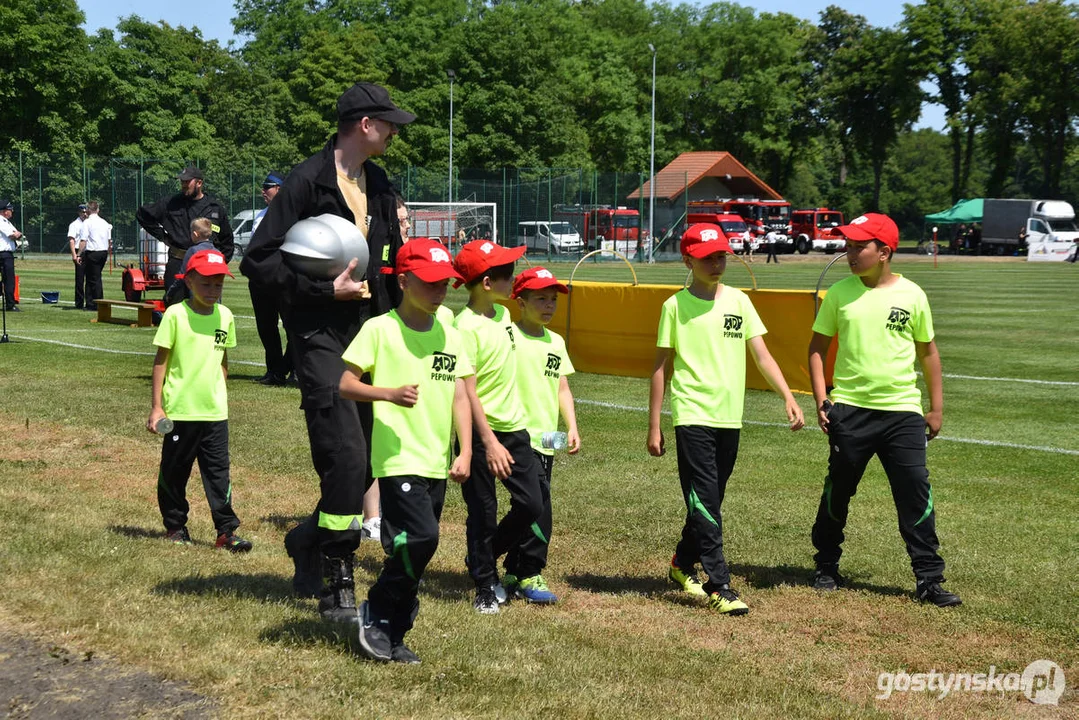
<box><xmin>790</xmin><ymin>208</ymin><xmax>845</xmax><ymax>254</ymax></box>
<box><xmin>554</xmin><ymin>205</ymin><xmax>640</xmax><ymax>252</ymax></box>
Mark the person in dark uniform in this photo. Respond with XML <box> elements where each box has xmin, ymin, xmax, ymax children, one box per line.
<box><xmin>249</xmin><ymin>172</ymin><xmax>294</xmax><ymax>385</ymax></box>
<box><xmin>240</xmin><ymin>81</ymin><xmax>414</xmax><ymax>624</ymax></box>
<box><xmin>136</xmin><ymin>166</ymin><xmax>234</xmax><ymax>297</ymax></box>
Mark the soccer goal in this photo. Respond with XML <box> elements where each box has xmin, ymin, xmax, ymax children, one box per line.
<box><xmin>409</xmin><ymin>202</ymin><xmax>499</xmax><ymax>249</ymax></box>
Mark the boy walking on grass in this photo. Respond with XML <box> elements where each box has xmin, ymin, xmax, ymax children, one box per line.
<box><xmin>648</xmin><ymin>224</ymin><xmax>804</xmax><ymax>615</ymax></box>
<box><xmin>807</xmin><ymin>213</ymin><xmax>961</xmax><ymax>607</ymax></box>
<box><xmin>147</xmin><ymin>248</ymin><xmax>252</xmax><ymax>553</ymax></box>
<box><xmin>503</xmin><ymin>267</ymin><xmax>581</xmax><ymax>605</ymax></box>
<box><xmin>452</xmin><ymin>240</ymin><xmax>543</xmax><ymax>614</ymax></box>
<box><xmin>339</xmin><ymin>239</ymin><xmax>473</xmax><ymax>664</ymax></box>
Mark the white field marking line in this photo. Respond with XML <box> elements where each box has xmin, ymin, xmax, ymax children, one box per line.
<box><xmin>7</xmin><ymin>335</ymin><xmax>265</xmax><ymax>368</ymax></box>
<box><xmin>576</xmin><ymin>398</ymin><xmax>1079</xmax><ymax>456</ymax></box>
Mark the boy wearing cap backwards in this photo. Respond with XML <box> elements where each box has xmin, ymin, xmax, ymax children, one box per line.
<box><xmin>147</xmin><ymin>248</ymin><xmax>252</xmax><ymax>553</ymax></box>
<box><xmin>648</xmin><ymin>224</ymin><xmax>804</xmax><ymax>615</ymax></box>
<box><xmin>452</xmin><ymin>240</ymin><xmax>543</xmax><ymax>614</ymax></box>
<box><xmin>502</xmin><ymin>267</ymin><xmax>581</xmax><ymax>605</ymax></box>
<box><xmin>808</xmin><ymin>213</ymin><xmax>961</xmax><ymax>607</ymax></box>
<box><xmin>339</xmin><ymin>238</ymin><xmax>473</xmax><ymax>664</ymax></box>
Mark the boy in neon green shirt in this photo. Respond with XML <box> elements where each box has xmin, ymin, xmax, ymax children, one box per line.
<box><xmin>502</xmin><ymin>267</ymin><xmax>581</xmax><ymax>604</ymax></box>
<box><xmin>452</xmin><ymin>240</ymin><xmax>543</xmax><ymax>614</ymax></box>
<box><xmin>808</xmin><ymin>213</ymin><xmax>961</xmax><ymax>607</ymax></box>
<box><xmin>340</xmin><ymin>238</ymin><xmax>473</xmax><ymax>664</ymax></box>
<box><xmin>648</xmin><ymin>224</ymin><xmax>803</xmax><ymax>615</ymax></box>
<box><xmin>148</xmin><ymin>248</ymin><xmax>251</xmax><ymax>553</ymax></box>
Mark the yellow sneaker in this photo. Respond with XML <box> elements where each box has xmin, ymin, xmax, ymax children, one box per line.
<box><xmin>708</xmin><ymin>585</ymin><xmax>749</xmax><ymax>615</ymax></box>
<box><xmin>668</xmin><ymin>562</ymin><xmax>708</xmax><ymax>599</ymax></box>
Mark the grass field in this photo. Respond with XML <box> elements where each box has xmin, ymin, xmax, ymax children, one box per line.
<box><xmin>0</xmin><ymin>254</ymin><xmax>1075</xmax><ymax>718</ymax></box>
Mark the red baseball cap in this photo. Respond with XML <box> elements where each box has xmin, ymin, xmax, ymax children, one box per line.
<box><xmin>182</xmin><ymin>249</ymin><xmax>233</xmax><ymax>278</ymax></box>
<box><xmin>680</xmin><ymin>223</ymin><xmax>732</xmax><ymax>258</ymax></box>
<box><xmin>396</xmin><ymin>238</ymin><xmax>463</xmax><ymax>283</ymax></box>
<box><xmin>511</xmin><ymin>266</ymin><xmax>568</xmax><ymax>299</ymax></box>
<box><xmin>834</xmin><ymin>213</ymin><xmax>899</xmax><ymax>251</ymax></box>
<box><xmin>452</xmin><ymin>240</ymin><xmax>527</xmax><ymax>288</ymax></box>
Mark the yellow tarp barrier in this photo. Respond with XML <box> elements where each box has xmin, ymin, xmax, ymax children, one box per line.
<box><xmin>508</xmin><ymin>281</ymin><xmax>822</xmax><ymax>393</ymax></box>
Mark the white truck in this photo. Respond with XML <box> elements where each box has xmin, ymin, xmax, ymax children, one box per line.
<box><xmin>981</xmin><ymin>199</ymin><xmax>1079</xmax><ymax>261</ymax></box>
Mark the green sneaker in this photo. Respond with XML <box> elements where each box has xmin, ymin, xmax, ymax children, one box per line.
<box><xmin>668</xmin><ymin>563</ymin><xmax>708</xmax><ymax>599</ymax></box>
<box><xmin>708</xmin><ymin>585</ymin><xmax>749</xmax><ymax>616</ymax></box>
<box><xmin>516</xmin><ymin>575</ymin><xmax>558</xmax><ymax>604</ymax></box>
<box><xmin>502</xmin><ymin>573</ymin><xmax>519</xmax><ymax>594</ymax></box>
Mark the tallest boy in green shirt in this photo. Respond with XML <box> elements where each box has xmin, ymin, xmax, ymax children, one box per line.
<box><xmin>808</xmin><ymin>213</ymin><xmax>961</xmax><ymax>607</ymax></box>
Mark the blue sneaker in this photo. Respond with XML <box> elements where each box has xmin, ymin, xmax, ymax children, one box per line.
<box><xmin>515</xmin><ymin>575</ymin><xmax>558</xmax><ymax>604</ymax></box>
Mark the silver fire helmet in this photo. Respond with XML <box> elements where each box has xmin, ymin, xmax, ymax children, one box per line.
<box><xmin>281</xmin><ymin>214</ymin><xmax>369</xmax><ymax>281</ymax></box>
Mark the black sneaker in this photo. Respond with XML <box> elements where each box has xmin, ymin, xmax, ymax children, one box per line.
<box><xmin>284</xmin><ymin>521</ymin><xmax>322</xmax><ymax>598</ymax></box>
<box><xmin>916</xmin><ymin>582</ymin><xmax>962</xmax><ymax>607</ymax></box>
<box><xmin>256</xmin><ymin>372</ymin><xmax>288</xmax><ymax>386</ymax></box>
<box><xmin>812</xmin><ymin>566</ymin><xmax>846</xmax><ymax>591</ymax></box>
<box><xmin>215</xmin><ymin>532</ymin><xmax>253</xmax><ymax>553</ymax></box>
<box><xmin>391</xmin><ymin>642</ymin><xmax>421</xmax><ymax>665</ymax></box>
<box><xmin>165</xmin><ymin>527</ymin><xmax>193</xmax><ymax>546</ymax></box>
<box><xmin>473</xmin><ymin>587</ymin><xmax>500</xmax><ymax>615</ymax></box>
<box><xmin>357</xmin><ymin>601</ymin><xmax>392</xmax><ymax>662</ymax></box>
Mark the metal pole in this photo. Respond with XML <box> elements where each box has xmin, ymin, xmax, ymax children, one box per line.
<box><xmin>648</xmin><ymin>44</ymin><xmax>657</xmax><ymax>264</ymax></box>
<box><xmin>447</xmin><ymin>70</ymin><xmax>455</xmax><ymax>204</ymax></box>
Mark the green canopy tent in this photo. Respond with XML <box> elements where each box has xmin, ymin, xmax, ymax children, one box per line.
<box><xmin>924</xmin><ymin>198</ymin><xmax>983</xmax><ymax>224</ymax></box>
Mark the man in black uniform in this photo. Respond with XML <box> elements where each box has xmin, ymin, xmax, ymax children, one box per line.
<box><xmin>136</xmin><ymin>166</ymin><xmax>234</xmax><ymax>295</ymax></box>
<box><xmin>240</xmin><ymin>82</ymin><xmax>413</xmax><ymax>624</ymax></box>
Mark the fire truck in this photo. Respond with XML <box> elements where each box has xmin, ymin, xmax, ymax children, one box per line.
<box><xmin>687</xmin><ymin>199</ymin><xmax>793</xmax><ymax>252</ymax></box>
<box><xmin>684</xmin><ymin>208</ymin><xmax>754</xmax><ymax>252</ymax></box>
<box><xmin>554</xmin><ymin>205</ymin><xmax>640</xmax><ymax>253</ymax></box>
<box><xmin>790</xmin><ymin>208</ymin><xmax>845</xmax><ymax>253</ymax></box>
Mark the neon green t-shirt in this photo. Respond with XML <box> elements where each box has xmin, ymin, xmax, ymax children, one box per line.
<box><xmin>436</xmin><ymin>305</ymin><xmax>456</xmax><ymax>327</ymax></box>
<box><xmin>453</xmin><ymin>304</ymin><xmax>525</xmax><ymax>432</ymax></box>
<box><xmin>812</xmin><ymin>274</ymin><xmax>934</xmax><ymax>414</ymax></box>
<box><xmin>342</xmin><ymin>310</ymin><xmax>474</xmax><ymax>479</ymax></box>
<box><xmin>153</xmin><ymin>302</ymin><xmax>236</xmax><ymax>421</ymax></box>
<box><xmin>515</xmin><ymin>326</ymin><xmax>575</xmax><ymax>455</ymax></box>
<box><xmin>656</xmin><ymin>287</ymin><xmax>766</xmax><ymax>428</ymax></box>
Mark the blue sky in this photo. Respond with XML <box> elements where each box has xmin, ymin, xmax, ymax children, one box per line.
<box><xmin>78</xmin><ymin>0</ymin><xmax>946</xmax><ymax>129</ymax></box>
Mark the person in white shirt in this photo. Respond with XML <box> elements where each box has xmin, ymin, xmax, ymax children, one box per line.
<box><xmin>0</xmin><ymin>199</ymin><xmax>23</xmax><ymax>311</ymax></box>
<box><xmin>77</xmin><ymin>201</ymin><xmax>113</xmax><ymax>311</ymax></box>
<box><xmin>68</xmin><ymin>204</ymin><xmax>89</xmax><ymax>309</ymax></box>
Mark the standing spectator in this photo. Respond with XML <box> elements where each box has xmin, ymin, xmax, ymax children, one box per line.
<box><xmin>240</xmin><ymin>81</ymin><xmax>414</xmax><ymax>624</ymax></box>
<box><xmin>0</xmin><ymin>199</ymin><xmax>22</xmax><ymax>312</ymax></box>
<box><xmin>137</xmin><ymin>166</ymin><xmax>234</xmax><ymax>296</ymax></box>
<box><xmin>77</xmin><ymin>201</ymin><xmax>112</xmax><ymax>312</ymax></box>
<box><xmin>248</xmin><ymin>172</ymin><xmax>293</xmax><ymax>386</ymax></box>
<box><xmin>764</xmin><ymin>230</ymin><xmax>782</xmax><ymax>264</ymax></box>
<box><xmin>68</xmin><ymin>204</ymin><xmax>89</xmax><ymax>309</ymax></box>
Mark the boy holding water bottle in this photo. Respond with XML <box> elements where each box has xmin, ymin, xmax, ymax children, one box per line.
<box><xmin>147</xmin><ymin>248</ymin><xmax>252</xmax><ymax>552</ymax></box>
<box><xmin>502</xmin><ymin>267</ymin><xmax>580</xmax><ymax>604</ymax></box>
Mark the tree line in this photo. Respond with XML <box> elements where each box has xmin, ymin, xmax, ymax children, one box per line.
<box><xmin>2</xmin><ymin>0</ymin><xmax>1077</xmax><ymax>238</ymax></box>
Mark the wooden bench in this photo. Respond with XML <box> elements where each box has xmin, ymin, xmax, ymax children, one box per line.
<box><xmin>92</xmin><ymin>299</ymin><xmax>156</xmax><ymax>328</ymax></box>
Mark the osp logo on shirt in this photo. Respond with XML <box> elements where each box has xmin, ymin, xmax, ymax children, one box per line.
<box><xmin>505</xmin><ymin>325</ymin><xmax>515</xmax><ymax>349</ymax></box>
<box><xmin>431</xmin><ymin>352</ymin><xmax>458</xmax><ymax>382</ymax></box>
<box><xmin>723</xmin><ymin>314</ymin><xmax>744</xmax><ymax>338</ymax></box>
<box><xmin>886</xmin><ymin>306</ymin><xmax>911</xmax><ymax>333</ymax></box>
<box><xmin>214</xmin><ymin>329</ymin><xmax>229</xmax><ymax>348</ymax></box>
<box><xmin>545</xmin><ymin>352</ymin><xmax>561</xmax><ymax>378</ymax></box>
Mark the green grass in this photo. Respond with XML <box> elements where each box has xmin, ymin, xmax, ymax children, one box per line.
<box><xmin>0</xmin><ymin>255</ymin><xmax>1076</xmax><ymax>718</ymax></box>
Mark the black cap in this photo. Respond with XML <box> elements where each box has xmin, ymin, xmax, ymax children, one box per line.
<box><xmin>262</xmin><ymin>172</ymin><xmax>285</xmax><ymax>188</ymax></box>
<box><xmin>0</xmin><ymin>199</ymin><xmax>12</xmax><ymax>212</ymax></box>
<box><xmin>177</xmin><ymin>166</ymin><xmax>204</xmax><ymax>181</ymax></box>
<box><xmin>337</xmin><ymin>82</ymin><xmax>416</xmax><ymax>125</ymax></box>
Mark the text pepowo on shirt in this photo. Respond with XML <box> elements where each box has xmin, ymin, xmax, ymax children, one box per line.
<box><xmin>514</xmin><ymin>327</ymin><xmax>575</xmax><ymax>455</ymax></box>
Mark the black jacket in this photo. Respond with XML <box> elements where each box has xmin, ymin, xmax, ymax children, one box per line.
<box><xmin>136</xmin><ymin>192</ymin><xmax>234</xmax><ymax>261</ymax></box>
<box><xmin>239</xmin><ymin>135</ymin><xmax>403</xmax><ymax>335</ymax></box>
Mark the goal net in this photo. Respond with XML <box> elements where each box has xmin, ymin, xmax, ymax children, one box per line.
<box><xmin>409</xmin><ymin>202</ymin><xmax>499</xmax><ymax>248</ymax></box>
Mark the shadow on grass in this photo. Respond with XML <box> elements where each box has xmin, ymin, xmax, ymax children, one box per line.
<box><xmin>563</xmin><ymin>573</ymin><xmax>669</xmax><ymax>596</ymax></box>
<box><xmin>259</xmin><ymin>618</ymin><xmax>362</xmax><ymax>653</ymax></box>
<box><xmin>354</xmin><ymin>554</ymin><xmax>474</xmax><ymax>602</ymax></box>
<box><xmin>108</xmin><ymin>523</ymin><xmax>223</xmax><ymax>547</ymax></box>
<box><xmin>260</xmin><ymin>514</ymin><xmax>311</xmax><ymax>531</ymax></box>
<box><xmin>731</xmin><ymin>563</ymin><xmax>908</xmax><ymax>597</ymax></box>
<box><xmin>153</xmin><ymin>572</ymin><xmax>296</xmax><ymax>603</ymax></box>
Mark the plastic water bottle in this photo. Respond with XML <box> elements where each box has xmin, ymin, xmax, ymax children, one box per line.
<box><xmin>541</xmin><ymin>431</ymin><xmax>567</xmax><ymax>450</ymax></box>
<box><xmin>155</xmin><ymin>417</ymin><xmax>174</xmax><ymax>435</ymax></box>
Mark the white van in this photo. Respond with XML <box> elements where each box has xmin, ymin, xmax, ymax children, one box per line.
<box><xmin>517</xmin><ymin>221</ymin><xmax>583</xmax><ymax>254</ymax></box>
<box><xmin>231</xmin><ymin>209</ymin><xmax>258</xmax><ymax>257</ymax></box>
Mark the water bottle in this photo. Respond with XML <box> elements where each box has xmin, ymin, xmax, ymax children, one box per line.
<box><xmin>155</xmin><ymin>417</ymin><xmax>174</xmax><ymax>435</ymax></box>
<box><xmin>541</xmin><ymin>431</ymin><xmax>567</xmax><ymax>450</ymax></box>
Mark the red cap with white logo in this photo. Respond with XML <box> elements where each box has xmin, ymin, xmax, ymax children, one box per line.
<box><xmin>396</xmin><ymin>238</ymin><xmax>463</xmax><ymax>282</ymax></box>
<box><xmin>834</xmin><ymin>213</ymin><xmax>899</xmax><ymax>251</ymax></box>
<box><xmin>452</xmin><ymin>240</ymin><xmax>527</xmax><ymax>288</ymax></box>
<box><xmin>511</xmin><ymin>266</ymin><xmax>569</xmax><ymax>299</ymax></box>
<box><xmin>680</xmin><ymin>223</ymin><xmax>732</xmax><ymax>258</ymax></box>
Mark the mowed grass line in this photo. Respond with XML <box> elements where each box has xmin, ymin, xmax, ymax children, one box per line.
<box><xmin>0</xmin><ymin>257</ymin><xmax>1076</xmax><ymax>718</ymax></box>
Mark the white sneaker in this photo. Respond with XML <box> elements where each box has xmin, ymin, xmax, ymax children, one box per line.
<box><xmin>362</xmin><ymin>517</ymin><xmax>381</xmax><ymax>542</ymax></box>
